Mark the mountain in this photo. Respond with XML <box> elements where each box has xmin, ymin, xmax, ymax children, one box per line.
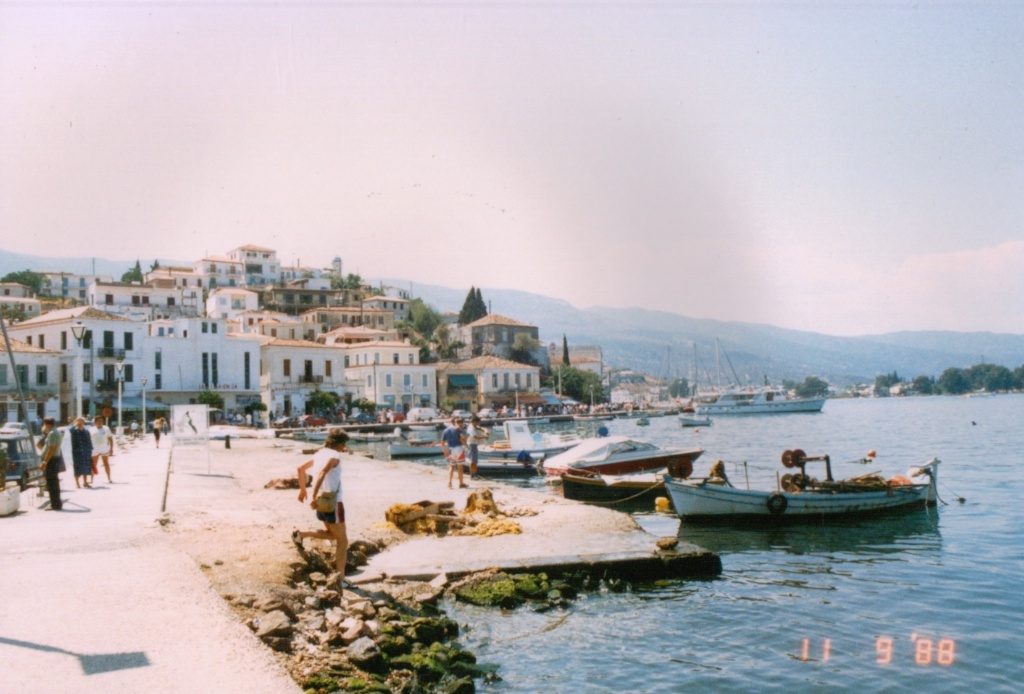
<box><xmin>5</xmin><ymin>249</ymin><xmax>1022</xmax><ymax>387</ymax></box>
<box><xmin>394</xmin><ymin>280</ymin><xmax>1024</xmax><ymax>387</ymax></box>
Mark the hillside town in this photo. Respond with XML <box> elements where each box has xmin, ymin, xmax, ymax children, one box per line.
<box><xmin>0</xmin><ymin>244</ymin><xmax>628</xmax><ymax>429</ymax></box>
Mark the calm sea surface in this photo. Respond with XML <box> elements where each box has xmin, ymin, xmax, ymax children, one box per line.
<box><xmin>403</xmin><ymin>396</ymin><xmax>1024</xmax><ymax>693</ymax></box>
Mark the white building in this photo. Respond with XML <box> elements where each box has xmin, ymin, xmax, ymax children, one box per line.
<box><xmin>194</xmin><ymin>255</ymin><xmax>243</xmax><ymax>288</ymax></box>
<box><xmin>228</xmin><ymin>244</ymin><xmax>280</xmax><ymax>287</ymax></box>
<box><xmin>342</xmin><ymin>340</ymin><xmax>436</xmax><ymax>411</ymax></box>
<box><xmin>362</xmin><ymin>295</ymin><xmax>410</xmax><ymax>323</ymax></box>
<box><xmin>0</xmin><ymin>296</ymin><xmax>42</xmax><ymax>321</ymax></box>
<box><xmin>6</xmin><ymin>307</ymin><xmax>149</xmax><ymax>423</ymax></box>
<box><xmin>0</xmin><ymin>335</ymin><xmax>60</xmax><ymax>424</ymax></box>
<box><xmin>88</xmin><ymin>280</ymin><xmax>200</xmax><ymax>320</ymax></box>
<box><xmin>205</xmin><ymin>287</ymin><xmax>259</xmax><ymax>321</ymax></box>
<box><xmin>260</xmin><ymin>338</ymin><xmax>346</xmax><ymax>418</ymax></box>
<box><xmin>436</xmin><ymin>356</ymin><xmax>543</xmax><ymax>413</ymax></box>
<box><xmin>143</xmin><ymin>317</ymin><xmax>263</xmax><ymax>415</ymax></box>
<box><xmin>36</xmin><ymin>271</ymin><xmax>114</xmax><ymax>303</ymax></box>
<box><xmin>144</xmin><ymin>265</ymin><xmax>206</xmax><ymax>290</ymax></box>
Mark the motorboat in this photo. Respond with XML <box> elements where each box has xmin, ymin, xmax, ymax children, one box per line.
<box><xmin>679</xmin><ymin>414</ymin><xmax>712</xmax><ymax>427</ymax></box>
<box><xmin>694</xmin><ymin>387</ymin><xmax>825</xmax><ymax>415</ymax></box>
<box><xmin>663</xmin><ymin>450</ymin><xmax>940</xmax><ymax>523</ymax></box>
<box><xmin>542</xmin><ymin>435</ymin><xmax>703</xmax><ymax>478</ymax></box>
<box><xmin>387</xmin><ymin>441</ymin><xmax>445</xmax><ymax>458</ymax></box>
<box><xmin>477</xmin><ymin>420</ymin><xmax>582</xmax><ymax>462</ymax></box>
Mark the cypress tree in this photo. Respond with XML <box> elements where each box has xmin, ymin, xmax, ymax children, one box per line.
<box><xmin>562</xmin><ymin>334</ymin><xmax>571</xmax><ymax>366</ymax></box>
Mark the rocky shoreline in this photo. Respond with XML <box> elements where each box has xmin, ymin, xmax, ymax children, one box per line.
<box><xmin>161</xmin><ymin>438</ymin><xmax>718</xmax><ymax>693</ymax></box>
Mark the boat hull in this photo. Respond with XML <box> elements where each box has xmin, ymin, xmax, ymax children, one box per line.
<box><xmin>475</xmin><ymin>460</ymin><xmax>543</xmax><ymax>478</ymax></box>
<box><xmin>561</xmin><ymin>473</ymin><xmax>669</xmax><ymax>509</ymax></box>
<box><xmin>695</xmin><ymin>397</ymin><xmax>825</xmax><ymax>415</ymax></box>
<box><xmin>388</xmin><ymin>444</ymin><xmax>445</xmax><ymax>458</ymax></box>
<box><xmin>664</xmin><ymin>461</ymin><xmax>939</xmax><ymax>523</ymax></box>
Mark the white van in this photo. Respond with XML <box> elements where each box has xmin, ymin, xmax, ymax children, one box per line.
<box><xmin>406</xmin><ymin>407</ymin><xmax>439</xmax><ymax>423</ymax></box>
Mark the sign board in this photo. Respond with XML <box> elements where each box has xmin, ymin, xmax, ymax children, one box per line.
<box><xmin>171</xmin><ymin>404</ymin><xmax>209</xmax><ymax>448</ymax></box>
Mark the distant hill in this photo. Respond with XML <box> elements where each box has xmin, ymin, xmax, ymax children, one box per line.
<box><xmin>5</xmin><ymin>250</ymin><xmax>1023</xmax><ymax>387</ymax></box>
<box><xmin>395</xmin><ymin>280</ymin><xmax>1024</xmax><ymax>387</ymax></box>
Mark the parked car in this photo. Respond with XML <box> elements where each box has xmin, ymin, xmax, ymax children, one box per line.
<box><xmin>477</xmin><ymin>408</ymin><xmax>498</xmax><ymax>419</ymax></box>
<box><xmin>273</xmin><ymin>416</ymin><xmax>301</xmax><ymax>429</ymax></box>
<box><xmin>350</xmin><ymin>412</ymin><xmax>376</xmax><ymax>424</ymax></box>
<box><xmin>2</xmin><ymin>424</ymin><xmax>42</xmax><ymax>491</ymax></box>
<box><xmin>451</xmin><ymin>409</ymin><xmax>472</xmax><ymax>420</ymax></box>
<box><xmin>300</xmin><ymin>414</ymin><xmax>328</xmax><ymax>427</ymax></box>
<box><xmin>406</xmin><ymin>407</ymin><xmax>438</xmax><ymax>423</ymax></box>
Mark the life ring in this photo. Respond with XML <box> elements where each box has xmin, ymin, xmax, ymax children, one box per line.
<box><xmin>767</xmin><ymin>493</ymin><xmax>788</xmax><ymax>515</ymax></box>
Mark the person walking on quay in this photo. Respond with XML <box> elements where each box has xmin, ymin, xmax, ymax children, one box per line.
<box><xmin>293</xmin><ymin>430</ymin><xmax>350</xmax><ymax>580</ymax></box>
<box><xmin>152</xmin><ymin>417</ymin><xmax>165</xmax><ymax>448</ymax></box>
<box><xmin>441</xmin><ymin>417</ymin><xmax>467</xmax><ymax>489</ymax></box>
<box><xmin>465</xmin><ymin>415</ymin><xmax>487</xmax><ymax>480</ymax></box>
<box><xmin>69</xmin><ymin>416</ymin><xmax>93</xmax><ymax>488</ymax></box>
<box><xmin>37</xmin><ymin>417</ymin><xmax>64</xmax><ymax>511</ymax></box>
<box><xmin>90</xmin><ymin>415</ymin><xmax>115</xmax><ymax>484</ymax></box>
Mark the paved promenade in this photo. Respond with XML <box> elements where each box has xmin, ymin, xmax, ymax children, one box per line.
<box><xmin>0</xmin><ymin>434</ymin><xmax>299</xmax><ymax>694</ymax></box>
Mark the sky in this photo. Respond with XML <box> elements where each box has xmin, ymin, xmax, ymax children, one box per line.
<box><xmin>2</xmin><ymin>1</ymin><xmax>1023</xmax><ymax>337</ymax></box>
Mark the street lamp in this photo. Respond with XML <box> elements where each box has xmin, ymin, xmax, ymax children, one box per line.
<box><xmin>115</xmin><ymin>360</ymin><xmax>124</xmax><ymax>434</ymax></box>
<box><xmin>70</xmin><ymin>321</ymin><xmax>86</xmax><ymax>419</ymax></box>
<box><xmin>141</xmin><ymin>376</ymin><xmax>148</xmax><ymax>435</ymax></box>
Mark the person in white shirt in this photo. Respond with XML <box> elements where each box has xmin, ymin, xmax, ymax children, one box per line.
<box><xmin>90</xmin><ymin>416</ymin><xmax>115</xmax><ymax>484</ymax></box>
<box><xmin>293</xmin><ymin>430</ymin><xmax>350</xmax><ymax>580</ymax></box>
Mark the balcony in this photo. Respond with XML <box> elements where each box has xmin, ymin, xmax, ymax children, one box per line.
<box><xmin>299</xmin><ymin>374</ymin><xmax>324</xmax><ymax>384</ymax></box>
<box><xmin>97</xmin><ymin>347</ymin><xmax>127</xmax><ymax>359</ymax></box>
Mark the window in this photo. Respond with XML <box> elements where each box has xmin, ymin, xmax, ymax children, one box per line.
<box><xmin>408</xmin><ymin>353</ymin><xmax>414</xmax><ymax>364</ymax></box>
<box><xmin>283</xmin><ymin>359</ymin><xmax>291</xmax><ymax>377</ymax></box>
<box><xmin>202</xmin><ymin>353</ymin><xmax>209</xmax><ymax>387</ymax></box>
<box><xmin>38</xmin><ymin>334</ymin><xmax>44</xmax><ymax>349</ymax></box>
<box><xmin>422</xmin><ymin>374</ymin><xmax>428</xmax><ymax>387</ymax></box>
<box><xmin>61</xmin><ymin>331</ymin><xmax>67</xmax><ymax>350</ymax></box>
<box><xmin>125</xmin><ymin>364</ymin><xmax>134</xmax><ymax>383</ymax></box>
<box><xmin>104</xmin><ymin>331</ymin><xmax>114</xmax><ymax>350</ymax></box>
<box><xmin>527</xmin><ymin>374</ymin><xmax>532</xmax><ymax>388</ymax></box>
<box><xmin>155</xmin><ymin>373</ymin><xmax>162</xmax><ymax>390</ymax></box>
<box><xmin>61</xmin><ymin>363</ymin><xmax>68</xmax><ymax>383</ymax></box>
<box><xmin>167</xmin><ymin>297</ymin><xmax>175</xmax><ymax>307</ymax></box>
<box><xmin>374</xmin><ymin>353</ymin><xmax>380</xmax><ymax>364</ymax></box>
<box><xmin>83</xmin><ymin>363</ymin><xmax>92</xmax><ymax>382</ymax></box>
<box><xmin>244</xmin><ymin>352</ymin><xmax>251</xmax><ymax>390</ymax></box>
<box><xmin>404</xmin><ymin>374</ymin><xmax>411</xmax><ymax>387</ymax></box>
<box><xmin>83</xmin><ymin>330</ymin><xmax>93</xmax><ymax>349</ymax></box>
<box><xmin>503</xmin><ymin>373</ymin><xmax>509</xmax><ymax>389</ymax></box>
<box><xmin>132</xmin><ymin>295</ymin><xmax>141</xmax><ymax>306</ymax></box>
<box><xmin>385</xmin><ymin>374</ymin><xmax>393</xmax><ymax>388</ymax></box>
<box><xmin>105</xmin><ymin>294</ymin><xmax>114</xmax><ymax>305</ymax></box>
<box><xmin>211</xmin><ymin>323</ymin><xmax>218</xmax><ymax>334</ymax></box>
<box><xmin>344</xmin><ymin>355</ymin><xmax>350</xmax><ymax>367</ymax></box>
<box><xmin>515</xmin><ymin>373</ymin><xmax>521</xmax><ymax>387</ymax></box>
<box><xmin>36</xmin><ymin>365</ymin><xmax>47</xmax><ymax>385</ymax></box>
<box><xmin>492</xmin><ymin>374</ymin><xmax>498</xmax><ymax>388</ymax></box>
<box><xmin>16</xmin><ymin>365</ymin><xmax>28</xmax><ymax>386</ymax></box>
<box><xmin>202</xmin><ymin>322</ymin><xmax>208</xmax><ymax>334</ymax></box>
<box><xmin>393</xmin><ymin>353</ymin><xmax>399</xmax><ymax>364</ymax></box>
<box><xmin>155</xmin><ymin>351</ymin><xmax>162</xmax><ymax>370</ymax></box>
<box><xmin>124</xmin><ymin>332</ymin><xmax>133</xmax><ymax>351</ymax></box>
<box><xmin>211</xmin><ymin>354</ymin><xmax>218</xmax><ymax>387</ymax></box>
<box><xmin>0</xmin><ymin>364</ymin><xmax>7</xmax><ymax>385</ymax></box>
<box><xmin>367</xmin><ymin>375</ymin><xmax>373</xmax><ymax>387</ymax></box>
<box><xmin>325</xmin><ymin>360</ymin><xmax>332</xmax><ymax>377</ymax></box>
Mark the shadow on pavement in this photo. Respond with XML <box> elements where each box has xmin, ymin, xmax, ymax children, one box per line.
<box><xmin>0</xmin><ymin>636</ymin><xmax>150</xmax><ymax>675</ymax></box>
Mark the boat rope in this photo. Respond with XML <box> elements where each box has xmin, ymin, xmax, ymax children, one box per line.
<box><xmin>582</xmin><ymin>479</ymin><xmax>667</xmax><ymax>506</ymax></box>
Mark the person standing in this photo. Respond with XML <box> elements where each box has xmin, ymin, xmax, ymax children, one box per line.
<box><xmin>90</xmin><ymin>415</ymin><xmax>115</xmax><ymax>484</ymax></box>
<box><xmin>37</xmin><ymin>417</ymin><xmax>64</xmax><ymax>511</ymax></box>
<box><xmin>69</xmin><ymin>416</ymin><xmax>93</xmax><ymax>489</ymax></box>
<box><xmin>465</xmin><ymin>415</ymin><xmax>487</xmax><ymax>480</ymax></box>
<box><xmin>441</xmin><ymin>417</ymin><xmax>467</xmax><ymax>489</ymax></box>
<box><xmin>293</xmin><ymin>430</ymin><xmax>350</xmax><ymax>580</ymax></box>
<box><xmin>152</xmin><ymin>417</ymin><xmax>165</xmax><ymax>448</ymax></box>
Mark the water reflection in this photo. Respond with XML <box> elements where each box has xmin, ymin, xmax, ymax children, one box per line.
<box><xmin>676</xmin><ymin>512</ymin><xmax>942</xmax><ymax>556</ymax></box>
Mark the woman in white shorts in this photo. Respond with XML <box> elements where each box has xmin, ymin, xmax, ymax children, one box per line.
<box><xmin>91</xmin><ymin>415</ymin><xmax>115</xmax><ymax>484</ymax></box>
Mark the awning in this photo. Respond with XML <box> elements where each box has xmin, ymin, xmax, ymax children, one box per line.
<box><xmin>489</xmin><ymin>393</ymin><xmax>547</xmax><ymax>406</ymax></box>
<box><xmin>542</xmin><ymin>394</ymin><xmax>562</xmax><ymax>405</ymax></box>
<box><xmin>113</xmin><ymin>397</ymin><xmax>170</xmax><ymax>411</ymax></box>
<box><xmin>447</xmin><ymin>374</ymin><xmax>478</xmax><ymax>388</ymax></box>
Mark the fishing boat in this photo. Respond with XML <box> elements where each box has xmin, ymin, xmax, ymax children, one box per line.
<box><xmin>560</xmin><ymin>470</ymin><xmax>669</xmax><ymax>509</ymax></box>
<box><xmin>694</xmin><ymin>387</ymin><xmax>825</xmax><ymax>415</ymax></box>
<box><xmin>663</xmin><ymin>449</ymin><xmax>940</xmax><ymax>523</ymax></box>
<box><xmin>572</xmin><ymin>413</ymin><xmax>616</xmax><ymax>422</ymax></box>
<box><xmin>474</xmin><ymin>457</ymin><xmax>544</xmax><ymax>478</ymax></box>
<box><xmin>477</xmin><ymin>420</ymin><xmax>582</xmax><ymax>462</ymax></box>
<box><xmin>636</xmin><ymin>417</ymin><xmax>650</xmax><ymax>426</ymax></box>
<box><xmin>542</xmin><ymin>435</ymin><xmax>703</xmax><ymax>478</ymax></box>
<box><xmin>387</xmin><ymin>441</ymin><xmax>445</xmax><ymax>458</ymax></box>
<box><xmin>679</xmin><ymin>414</ymin><xmax>712</xmax><ymax>427</ymax></box>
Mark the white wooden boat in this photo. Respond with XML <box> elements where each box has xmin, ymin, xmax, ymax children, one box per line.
<box><xmin>695</xmin><ymin>387</ymin><xmax>825</xmax><ymax>415</ymax></box>
<box><xmin>387</xmin><ymin>441</ymin><xmax>445</xmax><ymax>458</ymax></box>
<box><xmin>664</xmin><ymin>452</ymin><xmax>940</xmax><ymax>522</ymax></box>
<box><xmin>679</xmin><ymin>414</ymin><xmax>712</xmax><ymax>427</ymax></box>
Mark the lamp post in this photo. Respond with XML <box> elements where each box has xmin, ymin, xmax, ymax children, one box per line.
<box><xmin>115</xmin><ymin>360</ymin><xmax>124</xmax><ymax>435</ymax></box>
<box><xmin>70</xmin><ymin>321</ymin><xmax>86</xmax><ymax>419</ymax></box>
<box><xmin>141</xmin><ymin>376</ymin><xmax>148</xmax><ymax>436</ymax></box>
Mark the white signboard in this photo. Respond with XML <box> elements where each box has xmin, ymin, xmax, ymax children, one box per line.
<box><xmin>171</xmin><ymin>404</ymin><xmax>209</xmax><ymax>448</ymax></box>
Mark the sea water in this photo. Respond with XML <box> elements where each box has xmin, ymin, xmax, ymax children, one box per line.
<box><xmin>442</xmin><ymin>396</ymin><xmax>1024</xmax><ymax>693</ymax></box>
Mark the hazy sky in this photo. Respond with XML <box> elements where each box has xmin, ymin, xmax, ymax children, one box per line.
<box><xmin>3</xmin><ymin>2</ymin><xmax>1022</xmax><ymax>337</ymax></box>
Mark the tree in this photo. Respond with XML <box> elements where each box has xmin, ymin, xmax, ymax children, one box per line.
<box><xmin>0</xmin><ymin>305</ymin><xmax>27</xmax><ymax>322</ymax></box>
<box><xmin>668</xmin><ymin>378</ymin><xmax>690</xmax><ymax>398</ymax></box>
<box><xmin>911</xmin><ymin>375</ymin><xmax>935</xmax><ymax>395</ymax></box>
<box><xmin>937</xmin><ymin>367</ymin><xmax>970</xmax><ymax>395</ymax></box>
<box><xmin>407</xmin><ymin>298</ymin><xmax>443</xmax><ymax>339</ymax></box>
<box><xmin>197</xmin><ymin>389</ymin><xmax>224</xmax><ymax>410</ymax></box>
<box><xmin>874</xmin><ymin>371</ymin><xmax>901</xmax><ymax>396</ymax></box>
<box><xmin>121</xmin><ymin>260</ymin><xmax>143</xmax><ymax>284</ymax></box>
<box><xmin>509</xmin><ymin>333</ymin><xmax>541</xmax><ymax>365</ymax></box>
<box><xmin>559</xmin><ymin>366</ymin><xmax>604</xmax><ymax>404</ymax></box>
<box><xmin>150</xmin><ymin>259</ymin><xmax>161</xmax><ymax>272</ymax></box>
<box><xmin>433</xmin><ymin>323</ymin><xmax>464</xmax><ymax>360</ymax></box>
<box><xmin>1</xmin><ymin>270</ymin><xmax>43</xmax><ymax>294</ymax></box>
<box><xmin>562</xmin><ymin>334</ymin><xmax>570</xmax><ymax>366</ymax></box>
<box><xmin>794</xmin><ymin>376</ymin><xmax>830</xmax><ymax>398</ymax></box>
<box><xmin>307</xmin><ymin>388</ymin><xmax>340</xmax><ymax>414</ymax></box>
<box><xmin>965</xmin><ymin>363</ymin><xmax>1013</xmax><ymax>392</ymax></box>
<box><xmin>457</xmin><ymin>286</ymin><xmax>487</xmax><ymax>325</ymax></box>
